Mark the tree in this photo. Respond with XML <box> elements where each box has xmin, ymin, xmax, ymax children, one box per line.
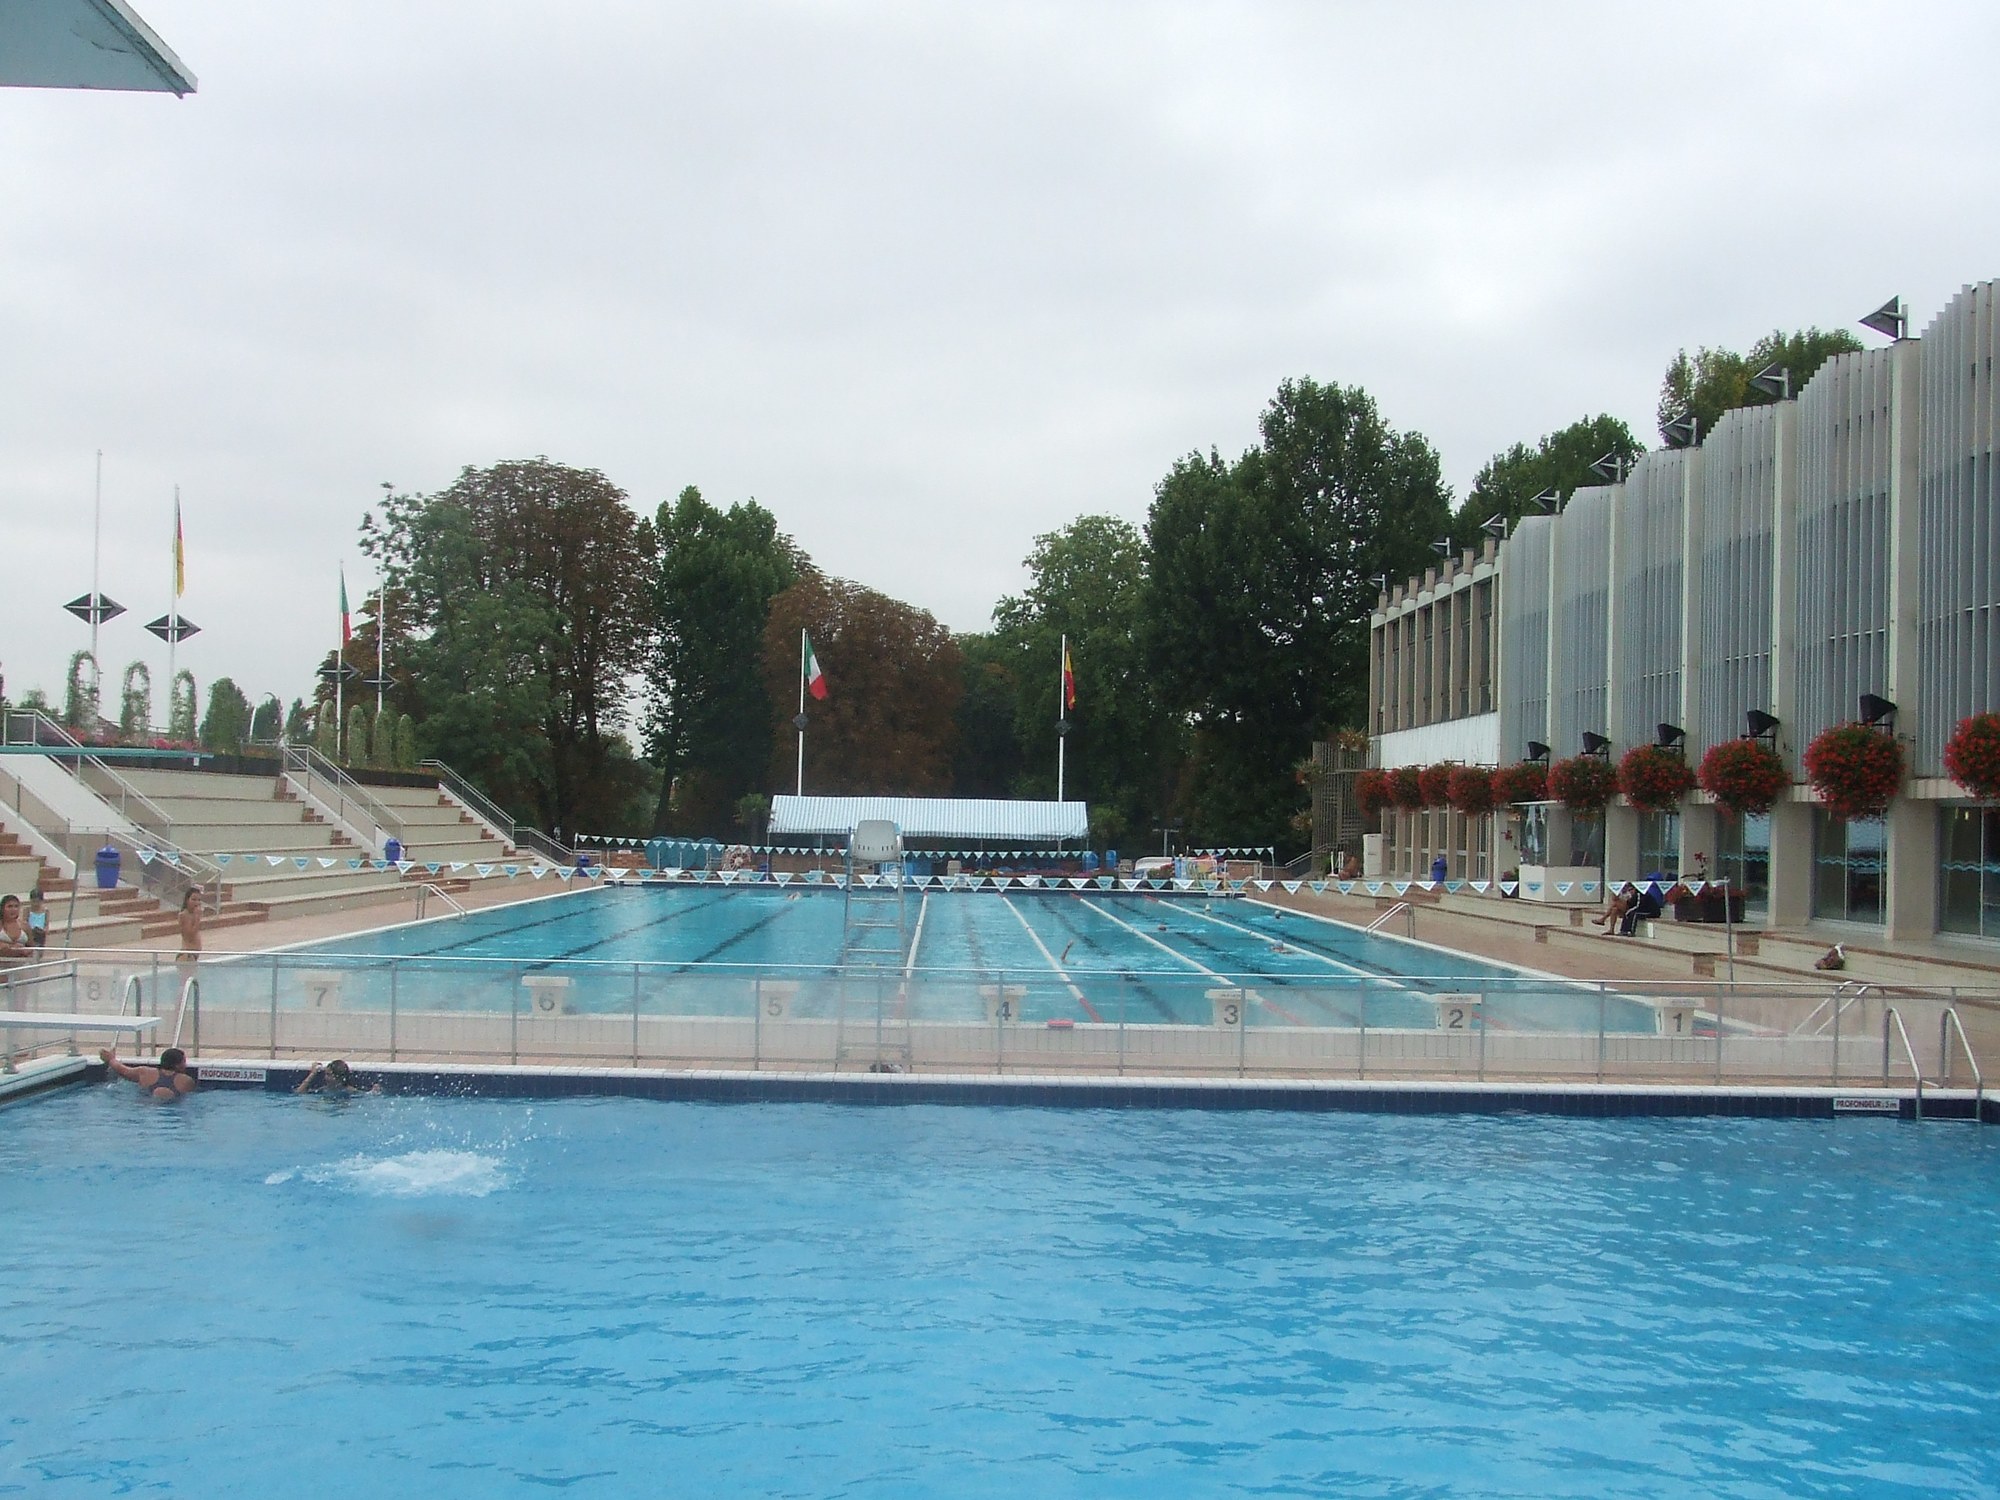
<box><xmin>951</xmin><ymin>632</ymin><xmax>1026</xmax><ymax>799</ymax></box>
<box><xmin>762</xmin><ymin>572</ymin><xmax>963</xmax><ymax>795</ymax></box>
<box><xmin>64</xmin><ymin>651</ymin><xmax>99</xmax><ymax>731</ymax></box>
<box><xmin>199</xmin><ymin>678</ymin><xmax>253</xmax><ymax>754</ymax></box>
<box><xmin>1656</xmin><ymin>327</ymin><xmax>1862</xmax><ymax>444</ymax></box>
<box><xmin>991</xmin><ymin>516</ymin><xmax>1171</xmax><ymax>838</ymax></box>
<box><xmin>1450</xmin><ymin>415</ymin><xmax>1643</xmax><ymax>542</ymax></box>
<box><xmin>642</xmin><ymin>487</ymin><xmax>800</xmax><ymax>835</ymax></box>
<box><xmin>369</xmin><ymin>708</ymin><xmax>395</xmax><ymax>767</ymax></box>
<box><xmin>249</xmin><ymin>695</ymin><xmax>281</xmax><ymax>746</ymax></box>
<box><xmin>394</xmin><ymin>714</ymin><xmax>417</xmax><ymax>770</ymax></box>
<box><xmin>360</xmin><ymin>459</ymin><xmax>653</xmax><ymax>834</ymax></box>
<box><xmin>734</xmin><ymin>791</ymin><xmax>771</xmax><ymax>841</ymax></box>
<box><xmin>1143</xmin><ymin>378</ymin><xmax>1450</xmax><ymax>846</ymax></box>
<box><xmin>284</xmin><ymin>698</ymin><xmax>310</xmax><ymax>745</ymax></box>
<box><xmin>167</xmin><ymin>671</ymin><xmax>197</xmax><ymax>743</ymax></box>
<box><xmin>346</xmin><ymin>704</ymin><xmax>369</xmax><ymax>764</ymax></box>
<box><xmin>119</xmin><ymin>662</ymin><xmax>153</xmax><ymax>741</ymax></box>
<box><xmin>314</xmin><ymin>704</ymin><xmax>338</xmax><ymax>760</ymax></box>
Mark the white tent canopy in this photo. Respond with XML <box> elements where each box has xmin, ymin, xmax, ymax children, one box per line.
<box><xmin>768</xmin><ymin>795</ymin><xmax>1088</xmax><ymax>844</ymax></box>
<box><xmin>0</xmin><ymin>0</ymin><xmax>196</xmax><ymax>94</ymax></box>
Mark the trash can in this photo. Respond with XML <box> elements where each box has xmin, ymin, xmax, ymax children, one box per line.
<box><xmin>384</xmin><ymin>837</ymin><xmax>403</xmax><ymax>864</ymax></box>
<box><xmin>95</xmin><ymin>844</ymin><xmax>121</xmax><ymax>890</ymax></box>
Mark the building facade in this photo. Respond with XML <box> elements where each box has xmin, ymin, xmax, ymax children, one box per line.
<box><xmin>1367</xmin><ymin>277</ymin><xmax>2000</xmax><ymax>944</ymax></box>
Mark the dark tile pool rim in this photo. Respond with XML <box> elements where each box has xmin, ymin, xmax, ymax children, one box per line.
<box><xmin>110</xmin><ymin>1060</ymin><xmax>1998</xmax><ymax>1123</ymax></box>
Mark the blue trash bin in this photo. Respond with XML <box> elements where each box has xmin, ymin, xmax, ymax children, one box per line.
<box><xmin>95</xmin><ymin>844</ymin><xmax>121</xmax><ymax>890</ymax></box>
<box><xmin>384</xmin><ymin>837</ymin><xmax>403</xmax><ymax>864</ymax></box>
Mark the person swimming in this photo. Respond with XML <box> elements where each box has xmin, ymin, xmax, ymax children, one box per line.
<box><xmin>295</xmin><ymin>1059</ymin><xmax>379</xmax><ymax>1095</ymax></box>
<box><xmin>100</xmin><ymin>1046</ymin><xmax>196</xmax><ymax>1102</ymax></box>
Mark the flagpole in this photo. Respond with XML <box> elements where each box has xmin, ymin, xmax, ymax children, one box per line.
<box><xmin>90</xmin><ymin>451</ymin><xmax>103</xmax><ymax>714</ymax></box>
<box><xmin>167</xmin><ymin>486</ymin><xmax>178</xmax><ymax>725</ymax></box>
<box><xmin>375</xmin><ymin>583</ymin><xmax>387</xmax><ymax>718</ymax></box>
<box><xmin>796</xmin><ymin>627</ymin><xmax>807</xmax><ymax>797</ymax></box>
<box><xmin>1057</xmin><ymin>632</ymin><xmax>1067</xmax><ymax>803</ymax></box>
<box><xmin>336</xmin><ymin>564</ymin><xmax>345</xmax><ymax>762</ymax></box>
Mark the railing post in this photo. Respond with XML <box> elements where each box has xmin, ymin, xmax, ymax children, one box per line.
<box><xmin>753</xmin><ymin>974</ymin><xmax>762</xmax><ymax>1072</ymax></box>
<box><xmin>268</xmin><ymin>955</ymin><xmax>279</xmax><ymax>1060</ymax></box>
<box><xmin>1597</xmin><ymin>984</ymin><xmax>1607</xmax><ymax>1084</ymax></box>
<box><xmin>389</xmin><ymin>958</ymin><xmax>399</xmax><ymax>1063</ymax></box>
<box><xmin>1476</xmin><ymin>978</ymin><xmax>1487</xmax><ymax>1082</ymax></box>
<box><xmin>1714</xmin><ymin>986</ymin><xmax>1725</xmax><ymax>1085</ymax></box>
<box><xmin>1358</xmin><ymin>982</ymin><xmax>1367</xmax><ymax>1080</ymax></box>
<box><xmin>1237</xmin><ymin>984</ymin><xmax>1248</xmax><ymax>1079</ymax></box>
<box><xmin>632</xmin><ymin>963</ymin><xmax>641</xmax><ymax>1069</ymax></box>
<box><xmin>1881</xmin><ymin>1010</ymin><xmax>1890</xmax><ymax>1087</ymax></box>
<box><xmin>510</xmin><ymin>966</ymin><xmax>520</xmax><ymax>1066</ymax></box>
<box><xmin>1831</xmin><ymin>981</ymin><xmax>1842</xmax><ymax>1087</ymax></box>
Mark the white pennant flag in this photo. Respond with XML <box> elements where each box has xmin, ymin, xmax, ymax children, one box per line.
<box><xmin>1470</xmin><ymin>880</ymin><xmax>1489</xmax><ymax>894</ymax></box>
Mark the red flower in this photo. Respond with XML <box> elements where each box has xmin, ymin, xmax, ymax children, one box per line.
<box><xmin>1944</xmin><ymin>713</ymin><xmax>2000</xmax><ymax>802</ymax></box>
<box><xmin>1802</xmin><ymin>724</ymin><xmax>1903</xmax><ymax>819</ymax></box>
<box><xmin>1418</xmin><ymin>763</ymin><xmax>1455</xmax><ymax>808</ymax></box>
<box><xmin>1447</xmin><ymin>764</ymin><xmax>1496</xmax><ymax>816</ymax></box>
<box><xmin>1548</xmin><ymin>754</ymin><xmax>1618</xmax><ymax>811</ymax></box>
<box><xmin>1388</xmin><ymin>766</ymin><xmax>1425</xmax><ymax>811</ymax></box>
<box><xmin>1697</xmin><ymin>739</ymin><xmax>1789</xmax><ymax>817</ymax></box>
<box><xmin>1491</xmin><ymin>762</ymin><xmax>1548</xmax><ymax>804</ymax></box>
<box><xmin>1617</xmin><ymin>744</ymin><xmax>1696</xmax><ymax>812</ymax></box>
<box><xmin>1354</xmin><ymin>768</ymin><xmax>1392</xmax><ymax>820</ymax></box>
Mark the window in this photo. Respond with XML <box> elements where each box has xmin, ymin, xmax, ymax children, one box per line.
<box><xmin>1637</xmin><ymin>812</ymin><xmax>1681</xmax><ymax>882</ymax></box>
<box><xmin>1812</xmin><ymin>811</ymin><xmax>1884</xmax><ymax>925</ymax></box>
<box><xmin>1938</xmin><ymin>807</ymin><xmax>2000</xmax><ymax>940</ymax></box>
<box><xmin>1713</xmin><ymin>813</ymin><xmax>1770</xmax><ymax>918</ymax></box>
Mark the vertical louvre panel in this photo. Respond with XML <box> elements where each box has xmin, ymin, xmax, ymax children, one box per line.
<box><xmin>1696</xmin><ymin>405</ymin><xmax>1778</xmax><ymax>756</ymax></box>
<box><xmin>1615</xmin><ymin>451</ymin><xmax>1686</xmax><ymax>749</ymax></box>
<box><xmin>1918</xmin><ymin>280</ymin><xmax>2000</xmax><ymax>776</ymax></box>
<box><xmin>1552</xmin><ymin>487</ymin><xmax>1613</xmax><ymax>755</ymax></box>
<box><xmin>1498</xmin><ymin>517</ymin><xmax>1551</xmax><ymax>763</ymax></box>
<box><xmin>1795</xmin><ymin>348</ymin><xmax>1894</xmax><ymax>746</ymax></box>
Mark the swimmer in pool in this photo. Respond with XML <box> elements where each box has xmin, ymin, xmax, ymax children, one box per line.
<box><xmin>295</xmin><ymin>1059</ymin><xmax>379</xmax><ymax>1095</ymax></box>
<box><xmin>100</xmin><ymin>1046</ymin><xmax>196</xmax><ymax>1101</ymax></box>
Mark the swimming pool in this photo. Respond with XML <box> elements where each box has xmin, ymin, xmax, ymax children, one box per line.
<box><xmin>234</xmin><ymin>884</ymin><xmax>1655</xmax><ymax>1034</ymax></box>
<box><xmin>5</xmin><ymin>1090</ymin><xmax>1996</xmax><ymax>1497</ymax></box>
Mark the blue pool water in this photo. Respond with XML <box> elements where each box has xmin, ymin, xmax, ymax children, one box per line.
<box><xmin>243</xmin><ymin>886</ymin><xmax>1650</xmax><ymax>1032</ymax></box>
<box><xmin>4</xmin><ymin>1091</ymin><xmax>1997</xmax><ymax>1497</ymax></box>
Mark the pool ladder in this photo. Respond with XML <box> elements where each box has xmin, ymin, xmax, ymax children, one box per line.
<box><xmin>836</xmin><ymin>855</ymin><xmax>913</xmax><ymax>1070</ymax></box>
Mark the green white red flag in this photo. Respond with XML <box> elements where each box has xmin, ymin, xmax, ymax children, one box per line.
<box><xmin>804</xmin><ymin>632</ymin><xmax>827</xmax><ymax>700</ymax></box>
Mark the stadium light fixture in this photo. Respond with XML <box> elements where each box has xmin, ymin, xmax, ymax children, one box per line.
<box><xmin>1859</xmin><ymin>297</ymin><xmax>1906</xmax><ymax>340</ymax></box>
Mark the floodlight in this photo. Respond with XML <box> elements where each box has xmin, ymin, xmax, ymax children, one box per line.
<box><xmin>1663</xmin><ymin>414</ymin><xmax>1700</xmax><ymax>449</ymax></box>
<box><xmin>1581</xmin><ymin>731</ymin><xmax>1612</xmax><ymax>757</ymax></box>
<box><xmin>1529</xmin><ymin>488</ymin><xmax>1560</xmax><ymax>512</ymax></box>
<box><xmin>1480</xmin><ymin>514</ymin><xmax>1508</xmax><ymax>540</ymax></box>
<box><xmin>1589</xmin><ymin>453</ymin><xmax>1631</xmax><ymax>484</ymax></box>
<box><xmin>144</xmin><ymin>614</ymin><xmax>200</xmax><ymax>643</ymax></box>
<box><xmin>1859</xmin><ymin>693</ymin><xmax>1897</xmax><ymax>727</ymax></box>
<box><xmin>1526</xmin><ymin>741</ymin><xmax>1551</xmax><ymax>762</ymax></box>
<box><xmin>1859</xmin><ymin>297</ymin><xmax>1906</xmax><ymax>340</ymax></box>
<box><xmin>1656</xmin><ymin>723</ymin><xmax>1686</xmax><ymax>749</ymax></box>
<box><xmin>1749</xmin><ymin>364</ymin><xmax>1791</xmax><ymax>400</ymax></box>
<box><xmin>64</xmin><ymin>593</ymin><xmax>124</xmax><ymax>625</ymax></box>
<box><xmin>1744</xmin><ymin>709</ymin><xmax>1780</xmax><ymax>742</ymax></box>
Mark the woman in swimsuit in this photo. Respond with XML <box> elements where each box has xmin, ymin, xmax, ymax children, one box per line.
<box><xmin>100</xmin><ymin>1046</ymin><xmax>197</xmax><ymax>1101</ymax></box>
<box><xmin>0</xmin><ymin>894</ymin><xmax>34</xmax><ymax>959</ymax></box>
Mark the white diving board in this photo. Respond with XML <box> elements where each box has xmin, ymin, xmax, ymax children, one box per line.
<box><xmin>1</xmin><ymin>1014</ymin><xmax>159</xmax><ymax>1032</ymax></box>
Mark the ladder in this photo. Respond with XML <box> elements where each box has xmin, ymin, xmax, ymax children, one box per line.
<box><xmin>835</xmin><ymin>850</ymin><xmax>912</xmax><ymax>1070</ymax></box>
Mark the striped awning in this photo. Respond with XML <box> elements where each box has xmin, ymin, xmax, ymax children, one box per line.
<box><xmin>767</xmin><ymin>796</ymin><xmax>1088</xmax><ymax>842</ymax></box>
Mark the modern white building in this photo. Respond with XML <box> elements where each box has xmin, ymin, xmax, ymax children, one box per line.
<box><xmin>1368</xmin><ymin>277</ymin><xmax>2000</xmax><ymax>946</ymax></box>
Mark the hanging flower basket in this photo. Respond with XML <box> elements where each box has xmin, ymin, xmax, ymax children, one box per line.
<box><xmin>1697</xmin><ymin>739</ymin><xmax>1789</xmax><ymax>817</ymax></box>
<box><xmin>1491</xmin><ymin>761</ymin><xmax>1548</xmax><ymax>805</ymax></box>
<box><xmin>1548</xmin><ymin>754</ymin><xmax>1618</xmax><ymax>812</ymax></box>
<box><xmin>1617</xmin><ymin>744</ymin><xmax>1696</xmax><ymax>812</ymax></box>
<box><xmin>1354</xmin><ymin>768</ymin><xmax>1392</xmax><ymax>820</ymax></box>
<box><xmin>1388</xmin><ymin>766</ymin><xmax>1425</xmax><ymax>811</ymax></box>
<box><xmin>1803</xmin><ymin>724</ymin><xmax>1903</xmax><ymax>819</ymax></box>
<box><xmin>1418</xmin><ymin>763</ymin><xmax>1455</xmax><ymax>808</ymax></box>
<box><xmin>1447</xmin><ymin>764</ymin><xmax>1496</xmax><ymax>817</ymax></box>
<box><xmin>1944</xmin><ymin>713</ymin><xmax>2000</xmax><ymax>802</ymax></box>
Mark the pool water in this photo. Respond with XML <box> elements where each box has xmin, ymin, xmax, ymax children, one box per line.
<box><xmin>244</xmin><ymin>886</ymin><xmax>1649</xmax><ymax>1032</ymax></box>
<box><xmin>4</xmin><ymin>1090</ymin><xmax>1998</xmax><ymax>1497</ymax></box>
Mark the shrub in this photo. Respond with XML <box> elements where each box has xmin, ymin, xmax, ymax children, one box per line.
<box><xmin>1388</xmin><ymin>766</ymin><xmax>1425</xmax><ymax>811</ymax></box>
<box><xmin>1697</xmin><ymin>739</ymin><xmax>1789</xmax><ymax>816</ymax></box>
<box><xmin>1447</xmin><ymin>764</ymin><xmax>1496</xmax><ymax>816</ymax></box>
<box><xmin>1548</xmin><ymin>754</ymin><xmax>1618</xmax><ymax>811</ymax></box>
<box><xmin>1944</xmin><ymin>713</ymin><xmax>2000</xmax><ymax>802</ymax></box>
<box><xmin>1803</xmin><ymin>724</ymin><xmax>1903</xmax><ymax>819</ymax></box>
<box><xmin>1617</xmin><ymin>744</ymin><xmax>1696</xmax><ymax>812</ymax></box>
<box><xmin>1354</xmin><ymin>768</ymin><xmax>1392</xmax><ymax>820</ymax></box>
<box><xmin>1491</xmin><ymin>761</ymin><xmax>1548</xmax><ymax>804</ymax></box>
<box><xmin>1417</xmin><ymin>763</ymin><xmax>1455</xmax><ymax>808</ymax></box>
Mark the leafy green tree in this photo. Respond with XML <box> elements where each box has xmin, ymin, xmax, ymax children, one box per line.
<box><xmin>762</xmin><ymin>572</ymin><xmax>963</xmax><ymax>795</ymax></box>
<box><xmin>360</xmin><ymin>459</ymin><xmax>652</xmax><ymax>835</ymax></box>
<box><xmin>369</xmin><ymin>708</ymin><xmax>396</xmax><ymax>767</ymax></box>
<box><xmin>1144</xmin><ymin>378</ymin><xmax>1450</xmax><ymax>847</ymax></box>
<box><xmin>394</xmin><ymin>713</ymin><xmax>417</xmax><ymax>770</ymax></box>
<box><xmin>951</xmin><ymin>632</ymin><xmax>1025</xmax><ymax>798</ymax></box>
<box><xmin>167</xmin><ymin>671</ymin><xmax>197</xmax><ymax>743</ymax></box>
<box><xmin>64</xmin><ymin>651</ymin><xmax>99</xmax><ymax>731</ymax></box>
<box><xmin>1450</xmin><ymin>415</ymin><xmax>1643</xmax><ymax>542</ymax></box>
<box><xmin>642</xmin><ymin>487</ymin><xmax>800</xmax><ymax>835</ymax></box>
<box><xmin>1657</xmin><ymin>327</ymin><xmax>1862</xmax><ymax>444</ymax></box>
<box><xmin>346</xmin><ymin>704</ymin><xmax>369</xmax><ymax>764</ymax></box>
<box><xmin>991</xmin><ymin>516</ymin><xmax>1169</xmax><ymax>838</ymax></box>
<box><xmin>199</xmin><ymin>678</ymin><xmax>253</xmax><ymax>753</ymax></box>
<box><xmin>734</xmin><ymin>791</ymin><xmax>771</xmax><ymax>841</ymax></box>
<box><xmin>249</xmin><ymin>695</ymin><xmax>281</xmax><ymax>746</ymax></box>
<box><xmin>283</xmin><ymin>698</ymin><xmax>309</xmax><ymax>745</ymax></box>
<box><xmin>119</xmin><ymin>662</ymin><xmax>152</xmax><ymax>741</ymax></box>
<box><xmin>314</xmin><ymin>706</ymin><xmax>338</xmax><ymax>760</ymax></box>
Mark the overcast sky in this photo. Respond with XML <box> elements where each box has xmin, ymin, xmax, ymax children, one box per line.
<box><xmin>3</xmin><ymin>0</ymin><xmax>1995</xmax><ymax>719</ymax></box>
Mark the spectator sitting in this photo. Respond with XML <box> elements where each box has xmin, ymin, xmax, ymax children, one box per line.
<box><xmin>26</xmin><ymin>887</ymin><xmax>48</xmax><ymax>950</ymax></box>
<box><xmin>1595</xmin><ymin>889</ymin><xmax>1633</xmax><ymax>936</ymax></box>
<box><xmin>1620</xmin><ymin>876</ymin><xmax>1667</xmax><ymax>936</ymax></box>
<box><xmin>0</xmin><ymin>894</ymin><xmax>35</xmax><ymax>959</ymax></box>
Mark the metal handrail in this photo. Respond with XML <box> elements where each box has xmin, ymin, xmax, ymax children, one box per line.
<box><xmin>170</xmin><ymin>975</ymin><xmax>199</xmax><ymax>1053</ymax></box>
<box><xmin>1940</xmin><ymin>1007</ymin><xmax>1984</xmax><ymax>1122</ymax></box>
<box><xmin>420</xmin><ymin>757</ymin><xmax>572</xmax><ymax>863</ymax></box>
<box><xmin>2</xmin><ymin>708</ymin><xmax>178</xmax><ymax>840</ymax></box>
<box><xmin>1883</xmin><ymin>1005</ymin><xmax>1924</xmax><ymax>1121</ymax></box>
<box><xmin>122</xmin><ymin>973</ymin><xmax>145</xmax><ymax>1019</ymax></box>
<box><xmin>415</xmin><ymin>883</ymin><xmax>468</xmax><ymax>919</ymax></box>
<box><xmin>1364</xmin><ymin>901</ymin><xmax>1415</xmax><ymax>937</ymax></box>
<box><xmin>1795</xmin><ymin>981</ymin><xmax>1877</xmax><ymax>1037</ymax></box>
<box><xmin>282</xmin><ymin>744</ymin><xmax>404</xmax><ymax>849</ymax></box>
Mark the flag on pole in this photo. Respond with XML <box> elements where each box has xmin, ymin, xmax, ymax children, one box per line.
<box><xmin>340</xmin><ymin>565</ymin><xmax>352</xmax><ymax>644</ymax></box>
<box><xmin>173</xmin><ymin>494</ymin><xmax>186</xmax><ymax>597</ymax></box>
<box><xmin>1062</xmin><ymin>642</ymin><xmax>1076</xmax><ymax>710</ymax></box>
<box><xmin>804</xmin><ymin>633</ymin><xmax>828</xmax><ymax>700</ymax></box>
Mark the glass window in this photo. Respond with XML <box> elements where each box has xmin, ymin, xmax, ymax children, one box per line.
<box><xmin>1937</xmin><ymin>806</ymin><xmax>2000</xmax><ymax>940</ymax></box>
<box><xmin>1569</xmin><ymin>811</ymin><xmax>1605</xmax><ymax>868</ymax></box>
<box><xmin>1812</xmin><ymin>811</ymin><xmax>1884</xmax><ymax>925</ymax></box>
<box><xmin>1637</xmin><ymin>812</ymin><xmax>1681</xmax><ymax>882</ymax></box>
<box><xmin>1712</xmin><ymin>813</ymin><xmax>1770</xmax><ymax>917</ymax></box>
<box><xmin>1516</xmin><ymin>804</ymin><xmax>1548</xmax><ymax>869</ymax></box>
